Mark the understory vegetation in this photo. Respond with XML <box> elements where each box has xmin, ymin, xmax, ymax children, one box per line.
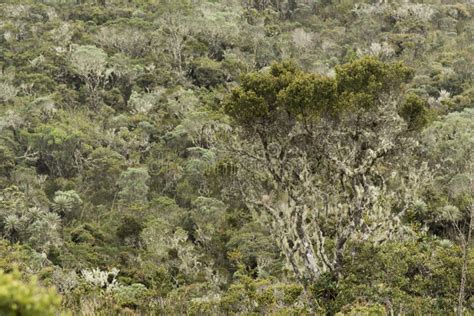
<box><xmin>0</xmin><ymin>0</ymin><xmax>472</xmax><ymax>314</ymax></box>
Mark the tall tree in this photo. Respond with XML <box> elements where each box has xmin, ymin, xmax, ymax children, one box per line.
<box><xmin>68</xmin><ymin>45</ymin><xmax>110</xmax><ymax>109</ymax></box>
<box><xmin>223</xmin><ymin>57</ymin><xmax>427</xmax><ymax>283</ymax></box>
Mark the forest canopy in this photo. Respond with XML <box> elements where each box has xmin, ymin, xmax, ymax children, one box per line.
<box><xmin>0</xmin><ymin>0</ymin><xmax>472</xmax><ymax>315</ymax></box>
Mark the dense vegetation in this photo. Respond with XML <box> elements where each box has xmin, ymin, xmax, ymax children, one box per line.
<box><xmin>0</xmin><ymin>0</ymin><xmax>472</xmax><ymax>314</ymax></box>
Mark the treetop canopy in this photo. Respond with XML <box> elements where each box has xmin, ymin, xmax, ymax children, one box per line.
<box><xmin>224</xmin><ymin>57</ymin><xmax>416</xmax><ymax>127</ymax></box>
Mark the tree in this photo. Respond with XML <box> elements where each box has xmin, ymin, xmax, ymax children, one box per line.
<box><xmin>52</xmin><ymin>190</ymin><xmax>83</xmax><ymax>222</ymax></box>
<box><xmin>25</xmin><ymin>211</ymin><xmax>62</xmax><ymax>253</ymax></box>
<box><xmin>25</xmin><ymin>123</ymin><xmax>86</xmax><ymax>178</ymax></box>
<box><xmin>223</xmin><ymin>57</ymin><xmax>425</xmax><ymax>284</ymax></box>
<box><xmin>69</xmin><ymin>45</ymin><xmax>110</xmax><ymax>109</ymax></box>
<box><xmin>0</xmin><ymin>181</ymin><xmax>64</xmax><ymax>252</ymax></box>
<box><xmin>3</xmin><ymin>214</ymin><xmax>22</xmax><ymax>243</ymax></box>
<box><xmin>96</xmin><ymin>26</ymin><xmax>153</xmax><ymax>58</ymax></box>
<box><xmin>158</xmin><ymin>12</ymin><xmax>190</xmax><ymax>75</ymax></box>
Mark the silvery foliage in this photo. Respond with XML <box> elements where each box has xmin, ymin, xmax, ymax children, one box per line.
<box><xmin>24</xmin><ymin>209</ymin><xmax>62</xmax><ymax>252</ymax></box>
<box><xmin>96</xmin><ymin>26</ymin><xmax>152</xmax><ymax>58</ymax></box>
<box><xmin>352</xmin><ymin>3</ymin><xmax>434</xmax><ymax>23</ymax></box>
<box><xmin>142</xmin><ymin>221</ymin><xmax>201</xmax><ymax>276</ymax></box>
<box><xmin>52</xmin><ymin>190</ymin><xmax>82</xmax><ymax>215</ymax></box>
<box><xmin>128</xmin><ymin>90</ymin><xmax>159</xmax><ymax>114</ymax></box>
<box><xmin>393</xmin><ymin>4</ymin><xmax>435</xmax><ymax>22</ymax></box>
<box><xmin>358</xmin><ymin>42</ymin><xmax>395</xmax><ymax>59</ymax></box>
<box><xmin>428</xmin><ymin>89</ymin><xmax>451</xmax><ymax>108</ymax></box>
<box><xmin>164</xmin><ymin>89</ymin><xmax>231</xmax><ymax>152</ymax></box>
<box><xmin>225</xmin><ymin>97</ymin><xmax>426</xmax><ymax>281</ymax></box>
<box><xmin>141</xmin><ymin>217</ymin><xmax>225</xmax><ymax>288</ymax></box>
<box><xmin>81</xmin><ymin>267</ymin><xmax>120</xmax><ymax>292</ymax></box>
<box><xmin>3</xmin><ymin>31</ymin><xmax>14</xmax><ymax>42</ymax></box>
<box><xmin>155</xmin><ymin>12</ymin><xmax>191</xmax><ymax>73</ymax></box>
<box><xmin>50</xmin><ymin>22</ymin><xmax>74</xmax><ymax>47</ymax></box>
<box><xmin>52</xmin><ymin>269</ymin><xmax>79</xmax><ymax>294</ymax></box>
<box><xmin>291</xmin><ymin>28</ymin><xmax>314</xmax><ymax>51</ymax></box>
<box><xmin>0</xmin><ymin>81</ymin><xmax>18</xmax><ymax>103</ymax></box>
<box><xmin>0</xmin><ymin>204</ymin><xmax>63</xmax><ymax>252</ymax></box>
<box><xmin>29</xmin><ymin>96</ymin><xmax>57</xmax><ymax>119</ymax></box>
<box><xmin>422</xmin><ymin>108</ymin><xmax>473</xmax><ymax>219</ymax></box>
<box><xmin>2</xmin><ymin>4</ymin><xmax>31</xmax><ymax>18</ymax></box>
<box><xmin>352</xmin><ymin>3</ymin><xmax>389</xmax><ymax>17</ymax></box>
<box><xmin>0</xmin><ymin>178</ymin><xmax>63</xmax><ymax>252</ymax></box>
<box><xmin>69</xmin><ymin>45</ymin><xmax>112</xmax><ymax>95</ymax></box>
<box><xmin>0</xmin><ymin>110</ymin><xmax>23</xmax><ymax>132</ymax></box>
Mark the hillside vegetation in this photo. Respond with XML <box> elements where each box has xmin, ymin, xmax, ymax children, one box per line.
<box><xmin>0</xmin><ymin>0</ymin><xmax>473</xmax><ymax>314</ymax></box>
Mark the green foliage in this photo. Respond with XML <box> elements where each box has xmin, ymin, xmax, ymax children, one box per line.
<box><xmin>213</xmin><ymin>256</ymin><xmax>311</xmax><ymax>315</ymax></box>
<box><xmin>336</xmin><ymin>57</ymin><xmax>412</xmax><ymax>96</ymax></box>
<box><xmin>189</xmin><ymin>57</ymin><xmax>227</xmax><ymax>88</ymax></box>
<box><xmin>52</xmin><ymin>190</ymin><xmax>82</xmax><ymax>221</ymax></box>
<box><xmin>225</xmin><ymin>57</ymin><xmax>417</xmax><ymax>128</ymax></box>
<box><xmin>116</xmin><ymin>215</ymin><xmax>143</xmax><ymax>245</ymax></box>
<box><xmin>224</xmin><ymin>60</ymin><xmax>300</xmax><ymax>125</ymax></box>
<box><xmin>112</xmin><ymin>283</ymin><xmax>150</xmax><ymax>309</ymax></box>
<box><xmin>420</xmin><ymin>108</ymin><xmax>474</xmax><ymax>231</ymax></box>
<box><xmin>0</xmin><ymin>269</ymin><xmax>61</xmax><ymax>316</ymax></box>
<box><xmin>82</xmin><ymin>147</ymin><xmax>126</xmax><ymax>205</ymax></box>
<box><xmin>335</xmin><ymin>57</ymin><xmax>414</xmax><ymax>109</ymax></box>
<box><xmin>117</xmin><ymin>168</ymin><xmax>150</xmax><ymax>204</ymax></box>
<box><xmin>23</xmin><ymin>121</ymin><xmax>91</xmax><ymax>178</ymax></box>
<box><xmin>0</xmin><ymin>0</ymin><xmax>472</xmax><ymax>314</ymax></box>
<box><xmin>336</xmin><ymin>303</ymin><xmax>387</xmax><ymax>316</ymax></box>
<box><xmin>281</xmin><ymin>72</ymin><xmax>337</xmax><ymax>117</ymax></box>
<box><xmin>69</xmin><ymin>45</ymin><xmax>108</xmax><ymax>81</ymax></box>
<box><xmin>400</xmin><ymin>93</ymin><xmax>430</xmax><ymax>130</ymax></box>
